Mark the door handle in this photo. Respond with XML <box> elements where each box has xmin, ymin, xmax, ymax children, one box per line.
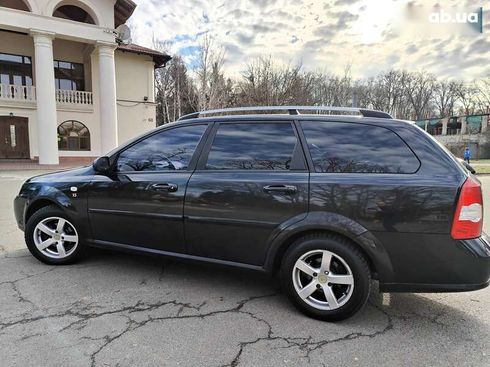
<box><xmin>263</xmin><ymin>184</ymin><xmax>297</xmax><ymax>194</ymax></box>
<box><xmin>150</xmin><ymin>183</ymin><xmax>178</xmax><ymax>192</ymax></box>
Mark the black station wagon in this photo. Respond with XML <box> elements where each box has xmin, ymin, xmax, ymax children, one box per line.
<box><xmin>14</xmin><ymin>106</ymin><xmax>490</xmax><ymax>321</ymax></box>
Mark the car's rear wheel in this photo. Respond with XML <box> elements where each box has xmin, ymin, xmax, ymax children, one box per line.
<box><xmin>25</xmin><ymin>205</ymin><xmax>85</xmax><ymax>265</ymax></box>
<box><xmin>281</xmin><ymin>233</ymin><xmax>371</xmax><ymax>321</ymax></box>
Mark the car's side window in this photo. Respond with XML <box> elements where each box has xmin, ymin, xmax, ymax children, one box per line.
<box><xmin>205</xmin><ymin>122</ymin><xmax>297</xmax><ymax>170</ymax></box>
<box><xmin>301</xmin><ymin>121</ymin><xmax>420</xmax><ymax>174</ymax></box>
<box><xmin>116</xmin><ymin>124</ymin><xmax>207</xmax><ymax>172</ymax></box>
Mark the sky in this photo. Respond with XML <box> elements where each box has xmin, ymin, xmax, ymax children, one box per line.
<box><xmin>128</xmin><ymin>0</ymin><xmax>490</xmax><ymax>81</ymax></box>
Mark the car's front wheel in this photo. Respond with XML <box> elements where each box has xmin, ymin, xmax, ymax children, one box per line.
<box><xmin>25</xmin><ymin>205</ymin><xmax>85</xmax><ymax>265</ymax></box>
<box><xmin>281</xmin><ymin>233</ymin><xmax>371</xmax><ymax>321</ymax></box>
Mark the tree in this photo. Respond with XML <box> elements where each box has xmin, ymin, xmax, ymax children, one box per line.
<box><xmin>153</xmin><ymin>38</ymin><xmax>196</xmax><ymax>124</ymax></box>
<box><xmin>149</xmin><ymin>33</ymin><xmax>488</xmax><ymax>122</ymax></box>
<box><xmin>474</xmin><ymin>78</ymin><xmax>490</xmax><ymax>114</ymax></box>
<box><xmin>457</xmin><ymin>85</ymin><xmax>479</xmax><ymax>115</ymax></box>
<box><xmin>194</xmin><ymin>35</ymin><xmax>229</xmax><ymax>111</ymax></box>
<box><xmin>404</xmin><ymin>72</ymin><xmax>436</xmax><ymax>120</ymax></box>
<box><xmin>433</xmin><ymin>80</ymin><xmax>461</xmax><ymax>118</ymax></box>
<box><xmin>237</xmin><ymin>56</ymin><xmax>312</xmax><ymax>106</ymax></box>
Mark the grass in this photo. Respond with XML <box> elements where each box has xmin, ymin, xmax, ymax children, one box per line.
<box><xmin>475</xmin><ymin>166</ymin><xmax>490</xmax><ymax>175</ymax></box>
<box><xmin>470</xmin><ymin>160</ymin><xmax>490</xmax><ymax>174</ymax></box>
<box><xmin>473</xmin><ymin>159</ymin><xmax>490</xmax><ymax>165</ymax></box>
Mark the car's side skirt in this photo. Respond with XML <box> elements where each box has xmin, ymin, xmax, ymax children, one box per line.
<box><xmin>87</xmin><ymin>239</ymin><xmax>267</xmax><ymax>272</ymax></box>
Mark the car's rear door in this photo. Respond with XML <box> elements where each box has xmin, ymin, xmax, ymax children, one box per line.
<box><xmin>88</xmin><ymin>123</ymin><xmax>209</xmax><ymax>253</ymax></box>
<box><xmin>184</xmin><ymin>120</ymin><xmax>309</xmax><ymax>266</ymax></box>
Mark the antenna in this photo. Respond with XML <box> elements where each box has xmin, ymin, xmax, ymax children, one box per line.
<box><xmin>115</xmin><ymin>24</ymin><xmax>132</xmax><ymax>45</ymax></box>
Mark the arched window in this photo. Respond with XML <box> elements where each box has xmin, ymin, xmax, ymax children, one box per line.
<box><xmin>0</xmin><ymin>0</ymin><xmax>31</xmax><ymax>11</ymax></box>
<box><xmin>58</xmin><ymin>120</ymin><xmax>90</xmax><ymax>151</ymax></box>
<box><xmin>53</xmin><ymin>5</ymin><xmax>95</xmax><ymax>24</ymax></box>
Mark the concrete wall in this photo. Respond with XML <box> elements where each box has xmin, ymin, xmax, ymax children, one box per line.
<box><xmin>115</xmin><ymin>50</ymin><xmax>157</xmax><ymax>146</ymax></box>
<box><xmin>0</xmin><ymin>31</ymin><xmax>91</xmax><ymax>88</ymax></box>
<box><xmin>23</xmin><ymin>0</ymin><xmax>114</xmax><ymax>28</ymax></box>
<box><xmin>435</xmin><ymin>133</ymin><xmax>490</xmax><ymax>159</ymax></box>
<box><xmin>53</xmin><ymin>38</ymin><xmax>85</xmax><ymax>62</ymax></box>
<box><xmin>0</xmin><ymin>2</ymin><xmax>115</xmax><ymax>44</ymax></box>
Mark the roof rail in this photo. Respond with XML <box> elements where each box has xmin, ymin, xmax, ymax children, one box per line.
<box><xmin>177</xmin><ymin>106</ymin><xmax>392</xmax><ymax>121</ymax></box>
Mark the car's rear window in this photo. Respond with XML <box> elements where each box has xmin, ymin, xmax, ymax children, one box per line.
<box><xmin>301</xmin><ymin>121</ymin><xmax>420</xmax><ymax>174</ymax></box>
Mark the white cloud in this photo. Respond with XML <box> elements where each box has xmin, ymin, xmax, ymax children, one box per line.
<box><xmin>129</xmin><ymin>0</ymin><xmax>490</xmax><ymax>80</ymax></box>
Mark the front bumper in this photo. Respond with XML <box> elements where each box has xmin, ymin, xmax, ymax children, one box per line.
<box><xmin>13</xmin><ymin>195</ymin><xmax>27</xmax><ymax>231</ymax></box>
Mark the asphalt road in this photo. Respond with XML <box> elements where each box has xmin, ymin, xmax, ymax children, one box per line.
<box><xmin>1</xmin><ymin>170</ymin><xmax>489</xmax><ymax>367</ymax></box>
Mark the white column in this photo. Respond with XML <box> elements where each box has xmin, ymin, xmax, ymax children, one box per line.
<box><xmin>481</xmin><ymin>115</ymin><xmax>488</xmax><ymax>133</ymax></box>
<box><xmin>31</xmin><ymin>30</ymin><xmax>58</xmax><ymax>164</ymax></box>
<box><xmin>146</xmin><ymin>60</ymin><xmax>155</xmax><ymax>102</ymax></box>
<box><xmin>441</xmin><ymin>118</ymin><xmax>448</xmax><ymax>135</ymax></box>
<box><xmin>461</xmin><ymin>117</ymin><xmax>467</xmax><ymax>135</ymax></box>
<box><xmin>96</xmin><ymin>42</ymin><xmax>118</xmax><ymax>154</ymax></box>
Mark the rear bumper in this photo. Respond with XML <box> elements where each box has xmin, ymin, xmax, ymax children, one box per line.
<box><xmin>380</xmin><ymin>280</ymin><xmax>489</xmax><ymax>293</ymax></box>
<box><xmin>458</xmin><ymin>234</ymin><xmax>490</xmax><ymax>258</ymax></box>
<box><xmin>379</xmin><ymin>232</ymin><xmax>490</xmax><ymax>293</ymax></box>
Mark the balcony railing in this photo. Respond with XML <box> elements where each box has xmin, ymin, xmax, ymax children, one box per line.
<box><xmin>56</xmin><ymin>89</ymin><xmax>93</xmax><ymax>105</ymax></box>
<box><xmin>0</xmin><ymin>84</ymin><xmax>36</xmax><ymax>102</ymax></box>
<box><xmin>0</xmin><ymin>84</ymin><xmax>93</xmax><ymax>106</ymax></box>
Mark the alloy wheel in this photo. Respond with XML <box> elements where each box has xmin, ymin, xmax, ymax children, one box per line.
<box><xmin>292</xmin><ymin>249</ymin><xmax>354</xmax><ymax>310</ymax></box>
<box><xmin>33</xmin><ymin>216</ymin><xmax>79</xmax><ymax>259</ymax></box>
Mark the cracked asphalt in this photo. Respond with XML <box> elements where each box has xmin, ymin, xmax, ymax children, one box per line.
<box><xmin>1</xmin><ymin>170</ymin><xmax>489</xmax><ymax>367</ymax></box>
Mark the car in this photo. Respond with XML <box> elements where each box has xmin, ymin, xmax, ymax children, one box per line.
<box><xmin>14</xmin><ymin>106</ymin><xmax>490</xmax><ymax>321</ymax></box>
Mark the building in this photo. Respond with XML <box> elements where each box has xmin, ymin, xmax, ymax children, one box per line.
<box><xmin>416</xmin><ymin>113</ymin><xmax>490</xmax><ymax>159</ymax></box>
<box><xmin>0</xmin><ymin>0</ymin><xmax>170</xmax><ymax>164</ymax></box>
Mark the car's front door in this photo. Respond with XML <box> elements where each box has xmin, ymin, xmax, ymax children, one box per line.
<box><xmin>184</xmin><ymin>121</ymin><xmax>309</xmax><ymax>266</ymax></box>
<box><xmin>88</xmin><ymin>123</ymin><xmax>209</xmax><ymax>253</ymax></box>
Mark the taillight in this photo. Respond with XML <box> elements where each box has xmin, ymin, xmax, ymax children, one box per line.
<box><xmin>451</xmin><ymin>176</ymin><xmax>483</xmax><ymax>240</ymax></box>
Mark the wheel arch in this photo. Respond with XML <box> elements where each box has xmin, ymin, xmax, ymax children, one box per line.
<box><xmin>264</xmin><ymin>212</ymin><xmax>395</xmax><ymax>283</ymax></box>
<box><xmin>25</xmin><ymin>198</ymin><xmax>63</xmax><ymax>224</ymax></box>
<box><xmin>269</xmin><ymin>229</ymin><xmax>377</xmax><ymax>275</ymax></box>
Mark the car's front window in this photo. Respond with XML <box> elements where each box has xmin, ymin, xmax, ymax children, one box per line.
<box><xmin>116</xmin><ymin>124</ymin><xmax>207</xmax><ymax>172</ymax></box>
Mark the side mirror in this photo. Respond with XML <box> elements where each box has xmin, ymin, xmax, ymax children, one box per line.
<box><xmin>93</xmin><ymin>156</ymin><xmax>111</xmax><ymax>175</ymax></box>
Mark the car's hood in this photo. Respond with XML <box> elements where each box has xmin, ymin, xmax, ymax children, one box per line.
<box><xmin>26</xmin><ymin>165</ymin><xmax>95</xmax><ymax>184</ymax></box>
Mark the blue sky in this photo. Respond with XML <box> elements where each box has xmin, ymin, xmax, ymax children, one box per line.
<box><xmin>128</xmin><ymin>0</ymin><xmax>489</xmax><ymax>80</ymax></box>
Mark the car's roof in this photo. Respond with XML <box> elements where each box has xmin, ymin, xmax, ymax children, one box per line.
<box><xmin>162</xmin><ymin>113</ymin><xmax>415</xmax><ymax>130</ymax></box>
<box><xmin>159</xmin><ymin>105</ymin><xmax>418</xmax><ymax>129</ymax></box>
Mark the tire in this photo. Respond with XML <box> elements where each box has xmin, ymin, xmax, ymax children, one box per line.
<box><xmin>25</xmin><ymin>205</ymin><xmax>85</xmax><ymax>265</ymax></box>
<box><xmin>280</xmin><ymin>233</ymin><xmax>371</xmax><ymax>321</ymax></box>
